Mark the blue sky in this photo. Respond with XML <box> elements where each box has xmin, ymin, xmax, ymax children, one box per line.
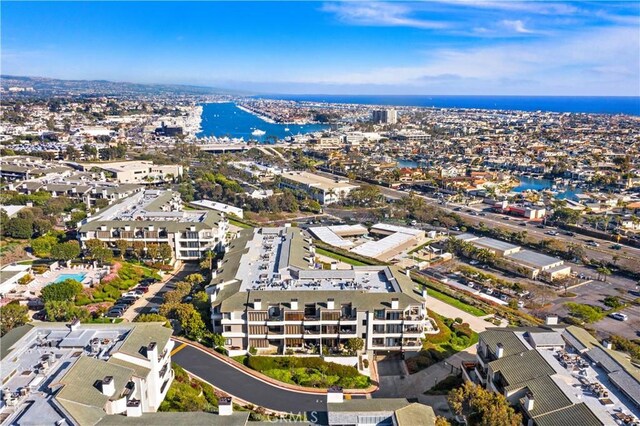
<box><xmin>2</xmin><ymin>1</ymin><xmax>639</xmax><ymax>95</ymax></box>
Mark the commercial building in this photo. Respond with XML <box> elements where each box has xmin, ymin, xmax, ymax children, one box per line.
<box><xmin>0</xmin><ymin>321</ymin><xmax>174</xmax><ymax>425</ymax></box>
<box><xmin>81</xmin><ymin>161</ymin><xmax>183</xmax><ymax>184</ymax></box>
<box><xmin>189</xmin><ymin>199</ymin><xmax>244</xmax><ymax>219</ymax></box>
<box><xmin>279</xmin><ymin>171</ymin><xmax>359</xmax><ymax>205</ymax></box>
<box><xmin>208</xmin><ymin>227</ymin><xmax>436</xmax><ymax>356</ymax></box>
<box><xmin>78</xmin><ymin>190</ymin><xmax>228</xmax><ymax>261</ymax></box>
<box><xmin>462</xmin><ymin>323</ymin><xmax>640</xmax><ymax>425</ymax></box>
<box><xmin>350</xmin><ymin>224</ymin><xmax>425</xmax><ymax>262</ymax></box>
<box><xmin>455</xmin><ymin>234</ymin><xmax>571</xmax><ymax>281</ymax></box>
<box><xmin>372</xmin><ymin>109</ymin><xmax>398</xmax><ymax>125</ymax></box>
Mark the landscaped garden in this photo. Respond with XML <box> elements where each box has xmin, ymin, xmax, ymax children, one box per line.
<box><xmin>406</xmin><ymin>310</ymin><xmax>478</xmax><ymax>375</ymax></box>
<box><xmin>237</xmin><ymin>355</ymin><xmax>370</xmax><ymax>389</ymax></box>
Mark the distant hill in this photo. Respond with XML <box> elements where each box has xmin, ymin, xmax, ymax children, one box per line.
<box><xmin>0</xmin><ymin>75</ymin><xmax>251</xmax><ymax>97</ymax></box>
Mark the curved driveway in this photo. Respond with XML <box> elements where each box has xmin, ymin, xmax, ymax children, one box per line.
<box><xmin>171</xmin><ymin>342</ymin><xmax>327</xmax><ymax>413</ymax></box>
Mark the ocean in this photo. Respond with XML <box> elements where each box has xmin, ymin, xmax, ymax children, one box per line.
<box><xmin>258</xmin><ymin>94</ymin><xmax>640</xmax><ymax>116</ymax></box>
<box><xmin>197</xmin><ymin>102</ymin><xmax>329</xmax><ymax>141</ymax></box>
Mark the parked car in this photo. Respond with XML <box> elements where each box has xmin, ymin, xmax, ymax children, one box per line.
<box><xmin>502</xmin><ymin>216</ymin><xmax>510</xmax><ymax>221</ymax></box>
<box><xmin>485</xmin><ymin>288</ymin><xmax>494</xmax><ymax>295</ymax></box>
<box><xmin>517</xmin><ymin>301</ymin><xmax>525</xmax><ymax>308</ymax></box>
<box><xmin>587</xmin><ymin>241</ymin><xmax>600</xmax><ymax>247</ymax></box>
<box><xmin>545</xmin><ymin>231</ymin><xmax>558</xmax><ymax>236</ymax></box>
<box><xmin>137</xmin><ymin>286</ymin><xmax>150</xmax><ymax>293</ymax></box>
<box><xmin>609</xmin><ymin>312</ymin><xmax>628</xmax><ymax>321</ymax></box>
<box><xmin>123</xmin><ymin>291</ymin><xmax>142</xmax><ymax>299</ymax></box>
<box><xmin>149</xmin><ymin>307</ymin><xmax>160</xmax><ymax>314</ymax></box>
<box><xmin>536</xmin><ymin>224</ymin><xmax>545</xmax><ymax>229</ymax></box>
<box><xmin>117</xmin><ymin>297</ymin><xmax>136</xmax><ymax>305</ymax></box>
<box><xmin>563</xmin><ymin>231</ymin><xmax>575</xmax><ymax>236</ymax></box>
<box><xmin>500</xmin><ymin>294</ymin><xmax>508</xmax><ymax>301</ymax></box>
<box><xmin>610</xmin><ymin>244</ymin><xmax>622</xmax><ymax>250</ymax></box>
<box><xmin>467</xmin><ymin>282</ymin><xmax>475</xmax><ymax>288</ymax></box>
<box><xmin>519</xmin><ymin>222</ymin><xmax>527</xmax><ymax>227</ymax></box>
<box><xmin>106</xmin><ymin>311</ymin><xmax>123</xmax><ymax>318</ymax></box>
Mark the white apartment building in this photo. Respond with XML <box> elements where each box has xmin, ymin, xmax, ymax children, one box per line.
<box><xmin>78</xmin><ymin>190</ymin><xmax>228</xmax><ymax>261</ymax></box>
<box><xmin>0</xmin><ymin>321</ymin><xmax>174</xmax><ymax>425</ymax></box>
<box><xmin>208</xmin><ymin>227</ymin><xmax>436</xmax><ymax>356</ymax></box>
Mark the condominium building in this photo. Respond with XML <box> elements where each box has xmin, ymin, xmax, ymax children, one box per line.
<box><xmin>372</xmin><ymin>109</ymin><xmax>398</xmax><ymax>125</ymax></box>
<box><xmin>462</xmin><ymin>322</ymin><xmax>639</xmax><ymax>425</ymax></box>
<box><xmin>278</xmin><ymin>171</ymin><xmax>359</xmax><ymax>205</ymax></box>
<box><xmin>208</xmin><ymin>227</ymin><xmax>436</xmax><ymax>356</ymax></box>
<box><xmin>78</xmin><ymin>189</ymin><xmax>228</xmax><ymax>261</ymax></box>
<box><xmin>0</xmin><ymin>321</ymin><xmax>174</xmax><ymax>425</ymax></box>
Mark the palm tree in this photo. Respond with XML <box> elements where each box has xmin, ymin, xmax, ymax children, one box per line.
<box><xmin>597</xmin><ymin>267</ymin><xmax>612</xmax><ymax>282</ymax></box>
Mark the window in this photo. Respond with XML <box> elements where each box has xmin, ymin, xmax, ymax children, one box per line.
<box><xmin>374</xmin><ymin>309</ymin><xmax>385</xmax><ymax>319</ymax></box>
<box><xmin>223</xmin><ymin>326</ymin><xmax>232</xmax><ymax>332</ymax></box>
<box><xmin>224</xmin><ymin>338</ymin><xmax>232</xmax><ymax>345</ymax></box>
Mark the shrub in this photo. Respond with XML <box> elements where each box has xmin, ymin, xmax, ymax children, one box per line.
<box><xmin>248</xmin><ymin>346</ymin><xmax>258</xmax><ymax>355</ymax></box>
<box><xmin>41</xmin><ymin>279</ymin><xmax>83</xmax><ymax>302</ymax></box>
<box><xmin>18</xmin><ymin>274</ymin><xmax>33</xmax><ymax>285</ymax></box>
<box><xmin>362</xmin><ymin>359</ymin><xmax>369</xmax><ymax>368</ymax></box>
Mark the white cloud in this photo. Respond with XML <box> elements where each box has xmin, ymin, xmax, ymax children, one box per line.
<box><xmin>501</xmin><ymin>19</ymin><xmax>533</xmax><ymax>33</ymax></box>
<box><xmin>321</xmin><ymin>2</ymin><xmax>447</xmax><ymax>30</ymax></box>
<box><xmin>279</xmin><ymin>26</ymin><xmax>639</xmax><ymax>95</ymax></box>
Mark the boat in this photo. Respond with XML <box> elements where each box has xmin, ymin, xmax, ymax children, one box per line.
<box><xmin>284</xmin><ymin>127</ymin><xmax>290</xmax><ymax>132</ymax></box>
<box><xmin>251</xmin><ymin>129</ymin><xmax>266</xmax><ymax>136</ymax></box>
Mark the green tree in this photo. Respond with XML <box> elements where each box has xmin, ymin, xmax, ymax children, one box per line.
<box><xmin>185</xmin><ymin>273</ymin><xmax>204</xmax><ymax>285</ymax></box>
<box><xmin>449</xmin><ymin>381</ymin><xmax>522</xmax><ymax>426</ymax></box>
<box><xmin>174</xmin><ymin>303</ymin><xmax>206</xmax><ymax>340</ymax></box>
<box><xmin>50</xmin><ymin>241</ymin><xmax>81</xmax><ymax>262</ymax></box>
<box><xmin>31</xmin><ymin>233</ymin><xmax>59</xmax><ymax>258</ymax></box>
<box><xmin>115</xmin><ymin>239</ymin><xmax>129</xmax><ymax>259</ymax></box>
<box><xmin>0</xmin><ymin>302</ymin><xmax>30</xmax><ymax>336</ymax></box>
<box><xmin>44</xmin><ymin>301</ymin><xmax>90</xmax><ymax>322</ymax></box>
<box><xmin>159</xmin><ymin>243</ymin><xmax>173</xmax><ymax>263</ymax></box>
<box><xmin>4</xmin><ymin>217</ymin><xmax>33</xmax><ymax>238</ymax></box>
<box><xmin>40</xmin><ymin>279</ymin><xmax>84</xmax><ymax>302</ymax></box>
<box><xmin>345</xmin><ymin>337</ymin><xmax>364</xmax><ymax>355</ymax></box>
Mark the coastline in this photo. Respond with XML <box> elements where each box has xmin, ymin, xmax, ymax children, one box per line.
<box><xmin>235</xmin><ymin>104</ymin><xmax>277</xmax><ymax>124</ymax></box>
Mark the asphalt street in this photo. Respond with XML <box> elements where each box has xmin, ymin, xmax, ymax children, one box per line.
<box><xmin>171</xmin><ymin>343</ymin><xmax>328</xmax><ymax>413</ymax></box>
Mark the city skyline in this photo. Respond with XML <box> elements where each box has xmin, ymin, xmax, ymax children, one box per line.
<box><xmin>2</xmin><ymin>1</ymin><xmax>639</xmax><ymax>96</ymax></box>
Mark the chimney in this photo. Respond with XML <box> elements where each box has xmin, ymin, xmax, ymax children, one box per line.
<box><xmin>190</xmin><ymin>225</ymin><xmax>196</xmax><ymax>232</ymax></box>
<box><xmin>101</xmin><ymin>376</ymin><xmax>115</xmax><ymax>396</ymax></box>
<box><xmin>124</xmin><ymin>225</ymin><xmax>131</xmax><ymax>231</ymax></box>
<box><xmin>69</xmin><ymin>319</ymin><xmax>81</xmax><ymax>332</ymax></box>
<box><xmin>291</xmin><ymin>298</ymin><xmax>299</xmax><ymax>310</ymax></box>
<box><xmin>496</xmin><ymin>343</ymin><xmax>504</xmax><ymax>359</ymax></box>
<box><xmin>327</xmin><ymin>298</ymin><xmax>335</xmax><ymax>310</ymax></box>
<box><xmin>391</xmin><ymin>298</ymin><xmax>399</xmax><ymax>310</ymax></box>
<box><xmin>254</xmin><ymin>299</ymin><xmax>262</xmax><ymax>310</ymax></box>
<box><xmin>148</xmin><ymin>225</ymin><xmax>154</xmax><ymax>231</ymax></box>
<box><xmin>545</xmin><ymin>315</ymin><xmax>558</xmax><ymax>326</ymax></box>
<box><xmin>422</xmin><ymin>288</ymin><xmax>428</xmax><ymax>299</ymax></box>
<box><xmin>146</xmin><ymin>342</ymin><xmax>158</xmax><ymax>361</ymax></box>
<box><xmin>218</xmin><ymin>397</ymin><xmax>233</xmax><ymax>416</ymax></box>
<box><xmin>100</xmin><ymin>225</ymin><xmax>107</xmax><ymax>231</ymax></box>
<box><xmin>327</xmin><ymin>386</ymin><xmax>344</xmax><ymax>404</ymax></box>
<box><xmin>524</xmin><ymin>392</ymin><xmax>535</xmax><ymax>411</ymax></box>
<box><xmin>602</xmin><ymin>340</ymin><xmax>613</xmax><ymax>350</ymax></box>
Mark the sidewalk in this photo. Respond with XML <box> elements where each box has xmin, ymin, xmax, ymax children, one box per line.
<box><xmin>427</xmin><ymin>297</ymin><xmax>498</xmax><ymax>333</ymax></box>
<box><xmin>375</xmin><ymin>346</ymin><xmax>477</xmax><ymax>399</ymax></box>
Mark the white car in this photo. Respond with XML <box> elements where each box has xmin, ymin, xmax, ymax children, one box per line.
<box><xmin>122</xmin><ymin>291</ymin><xmax>142</xmax><ymax>299</ymax></box>
<box><xmin>587</xmin><ymin>241</ymin><xmax>600</xmax><ymax>247</ymax></box>
<box><xmin>609</xmin><ymin>312</ymin><xmax>628</xmax><ymax>321</ymax></box>
<box><xmin>517</xmin><ymin>301</ymin><xmax>525</xmax><ymax>308</ymax></box>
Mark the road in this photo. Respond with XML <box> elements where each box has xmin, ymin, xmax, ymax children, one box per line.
<box><xmin>121</xmin><ymin>262</ymin><xmax>199</xmax><ymax>322</ymax></box>
<box><xmin>171</xmin><ymin>342</ymin><xmax>327</xmax><ymax>413</ymax></box>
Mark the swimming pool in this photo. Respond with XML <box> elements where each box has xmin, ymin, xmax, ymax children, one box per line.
<box><xmin>53</xmin><ymin>273</ymin><xmax>87</xmax><ymax>284</ymax></box>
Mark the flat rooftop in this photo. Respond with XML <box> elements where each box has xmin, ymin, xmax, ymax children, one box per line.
<box><xmin>236</xmin><ymin>228</ymin><xmax>400</xmax><ymax>294</ymax></box>
<box><xmin>84</xmin><ymin>190</ymin><xmax>211</xmax><ymax>225</ymax></box>
<box><xmin>506</xmin><ymin>250</ymin><xmax>563</xmax><ymax>268</ymax></box>
<box><xmin>280</xmin><ymin>171</ymin><xmax>357</xmax><ymax>191</ymax></box>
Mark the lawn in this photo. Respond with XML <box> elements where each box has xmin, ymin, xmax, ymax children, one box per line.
<box><xmin>426</xmin><ymin>287</ymin><xmax>487</xmax><ymax>317</ymax></box>
<box><xmin>228</xmin><ymin>218</ymin><xmax>252</xmax><ymax>229</ymax></box>
<box><xmin>240</xmin><ymin>356</ymin><xmax>370</xmax><ymax>389</ymax></box>
<box><xmin>315</xmin><ymin>247</ymin><xmax>369</xmax><ymax>266</ymax></box>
